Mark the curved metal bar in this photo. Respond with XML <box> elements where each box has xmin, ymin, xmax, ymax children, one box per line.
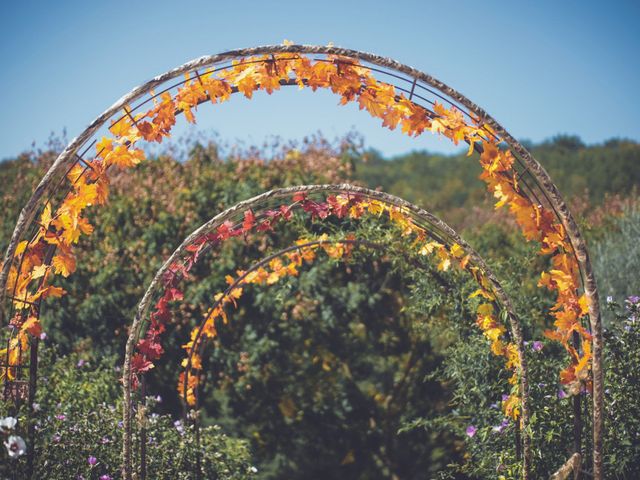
<box><xmin>0</xmin><ymin>44</ymin><xmax>601</xmax><ymax>478</ymax></box>
<box><xmin>123</xmin><ymin>184</ymin><xmax>532</xmax><ymax>479</ymax></box>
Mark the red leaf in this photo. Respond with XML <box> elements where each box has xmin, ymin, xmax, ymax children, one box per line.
<box><xmin>137</xmin><ymin>338</ymin><xmax>164</xmax><ymax>360</ymax></box>
<box><xmin>131</xmin><ymin>353</ymin><xmax>154</xmax><ymax>374</ymax></box>
<box><xmin>243</xmin><ymin>210</ymin><xmax>256</xmax><ymax>233</ymax></box>
<box><xmin>165</xmin><ymin>287</ymin><xmax>184</xmax><ymax>302</ymax></box>
<box><xmin>292</xmin><ymin>192</ymin><xmax>307</xmax><ymax>202</ymax></box>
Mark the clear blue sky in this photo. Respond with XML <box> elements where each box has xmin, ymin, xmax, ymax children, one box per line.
<box><xmin>0</xmin><ymin>0</ymin><xmax>638</xmax><ymax>160</ymax></box>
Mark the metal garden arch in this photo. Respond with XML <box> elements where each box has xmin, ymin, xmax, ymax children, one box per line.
<box><xmin>0</xmin><ymin>45</ymin><xmax>602</xmax><ymax>479</ymax></box>
<box><xmin>123</xmin><ymin>184</ymin><xmax>533</xmax><ymax>478</ymax></box>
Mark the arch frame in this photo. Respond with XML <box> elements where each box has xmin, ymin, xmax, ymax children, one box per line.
<box><xmin>123</xmin><ymin>184</ymin><xmax>532</xmax><ymax>479</ymax></box>
<box><xmin>0</xmin><ymin>44</ymin><xmax>602</xmax><ymax>478</ymax></box>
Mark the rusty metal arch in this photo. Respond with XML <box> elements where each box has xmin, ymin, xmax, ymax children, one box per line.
<box><xmin>0</xmin><ymin>45</ymin><xmax>602</xmax><ymax>478</ymax></box>
<box><xmin>124</xmin><ymin>184</ymin><xmax>532</xmax><ymax>479</ymax></box>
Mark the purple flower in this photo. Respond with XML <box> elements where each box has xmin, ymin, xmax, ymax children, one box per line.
<box><xmin>492</xmin><ymin>418</ymin><xmax>510</xmax><ymax>434</ymax></box>
<box><xmin>537</xmin><ymin>382</ymin><xmax>546</xmax><ymax>388</ymax></box>
<box><xmin>501</xmin><ymin>394</ymin><xmax>509</xmax><ymax>402</ymax></box>
<box><xmin>489</xmin><ymin>402</ymin><xmax>499</xmax><ymax>409</ymax></box>
<box><xmin>558</xmin><ymin>389</ymin><xmax>568</xmax><ymax>399</ymax></box>
<box><xmin>99</xmin><ymin>475</ymin><xmax>112</xmax><ymax>480</ymax></box>
<box><xmin>88</xmin><ymin>456</ymin><xmax>97</xmax><ymax>466</ymax></box>
<box><xmin>627</xmin><ymin>295</ymin><xmax>640</xmax><ymax>305</ymax></box>
<box><xmin>55</xmin><ymin>414</ymin><xmax>66</xmax><ymax>421</ymax></box>
<box><xmin>52</xmin><ymin>434</ymin><xmax>61</xmax><ymax>443</ymax></box>
<box><xmin>532</xmin><ymin>341</ymin><xmax>543</xmax><ymax>352</ymax></box>
<box><xmin>39</xmin><ymin>332</ymin><xmax>47</xmax><ymax>341</ymax></box>
<box><xmin>465</xmin><ymin>425</ymin><xmax>477</xmax><ymax>437</ymax></box>
<box><xmin>77</xmin><ymin>359</ymin><xmax>86</xmax><ymax>368</ymax></box>
<box><xmin>101</xmin><ymin>436</ymin><xmax>110</xmax><ymax>444</ymax></box>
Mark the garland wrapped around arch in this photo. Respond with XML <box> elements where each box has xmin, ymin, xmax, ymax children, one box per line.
<box><xmin>123</xmin><ymin>184</ymin><xmax>533</xmax><ymax>479</ymax></box>
<box><xmin>0</xmin><ymin>44</ymin><xmax>602</xmax><ymax>479</ymax></box>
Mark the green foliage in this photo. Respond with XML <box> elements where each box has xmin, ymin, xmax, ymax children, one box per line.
<box><xmin>601</xmin><ymin>297</ymin><xmax>640</xmax><ymax>478</ymax></box>
<box><xmin>1</xmin><ymin>135</ymin><xmax>639</xmax><ymax>478</ymax></box>
<box><xmin>1</xmin><ymin>350</ymin><xmax>256</xmax><ymax>479</ymax></box>
<box><xmin>195</xmin><ymin>241</ymin><xmax>463</xmax><ymax>479</ymax></box>
<box><xmin>593</xmin><ymin>206</ymin><xmax>640</xmax><ymax>306</ymax></box>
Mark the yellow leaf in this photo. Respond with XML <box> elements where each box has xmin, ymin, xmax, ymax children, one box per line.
<box><xmin>450</xmin><ymin>243</ymin><xmax>465</xmax><ymax>258</ymax></box>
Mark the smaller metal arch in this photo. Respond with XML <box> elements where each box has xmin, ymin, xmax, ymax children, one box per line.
<box><xmin>123</xmin><ymin>184</ymin><xmax>532</xmax><ymax>480</ymax></box>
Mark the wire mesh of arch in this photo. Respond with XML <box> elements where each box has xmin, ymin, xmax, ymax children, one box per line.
<box><xmin>0</xmin><ymin>45</ymin><xmax>602</xmax><ymax>478</ymax></box>
<box><xmin>123</xmin><ymin>184</ymin><xmax>532</xmax><ymax>479</ymax></box>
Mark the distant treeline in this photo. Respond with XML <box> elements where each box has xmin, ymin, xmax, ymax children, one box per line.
<box><xmin>354</xmin><ymin>135</ymin><xmax>640</xmax><ymax>218</ymax></box>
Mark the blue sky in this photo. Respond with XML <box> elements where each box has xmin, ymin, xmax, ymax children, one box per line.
<box><xmin>0</xmin><ymin>0</ymin><xmax>638</xmax><ymax>160</ymax></box>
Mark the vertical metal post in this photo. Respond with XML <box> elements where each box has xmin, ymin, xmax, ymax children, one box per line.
<box><xmin>27</xmin><ymin>337</ymin><xmax>38</xmax><ymax>479</ymax></box>
<box><xmin>140</xmin><ymin>376</ymin><xmax>147</xmax><ymax>480</ymax></box>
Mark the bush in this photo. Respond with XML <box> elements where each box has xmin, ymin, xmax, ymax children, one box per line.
<box><xmin>602</xmin><ymin>296</ymin><xmax>640</xmax><ymax>478</ymax></box>
<box><xmin>1</xmin><ymin>348</ymin><xmax>257</xmax><ymax>479</ymax></box>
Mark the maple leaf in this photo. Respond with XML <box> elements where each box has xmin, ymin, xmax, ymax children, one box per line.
<box><xmin>202</xmin><ymin>76</ymin><xmax>232</xmax><ymax>103</ymax></box>
<box><xmin>436</xmin><ymin>248</ymin><xmax>451</xmax><ymax>271</ymax></box>
<box><xmin>357</xmin><ymin>87</ymin><xmax>386</xmax><ymax>119</ymax></box>
<box><xmin>137</xmin><ymin>338</ymin><xmax>164</xmax><ymax>360</ymax></box>
<box><xmin>96</xmin><ymin>137</ymin><xmax>113</xmax><ymax>158</ymax></box>
<box><xmin>450</xmin><ymin>243</ymin><xmax>465</xmax><ymax>258</ymax></box>
<box><xmin>108</xmin><ymin>118</ymin><xmax>133</xmax><ymax>139</ymax></box>
<box><xmin>131</xmin><ymin>353</ymin><xmax>154</xmax><ymax>374</ymax></box>
<box><xmin>578</xmin><ymin>294</ymin><xmax>589</xmax><ymax>317</ymax></box>
<box><xmin>165</xmin><ymin>287</ymin><xmax>184</xmax><ymax>302</ymax></box>
<box><xmin>23</xmin><ymin>316</ymin><xmax>43</xmax><ymax>337</ymax></box>
<box><xmin>243</xmin><ymin>210</ymin><xmax>256</xmax><ymax>233</ymax></box>
<box><xmin>223</xmin><ymin>63</ymin><xmax>259</xmax><ymax>98</ymax></box>
<box><xmin>31</xmin><ymin>264</ymin><xmax>49</xmax><ymax>280</ymax></box>
<box><xmin>104</xmin><ymin>145</ymin><xmax>145</xmax><ymax>169</ymax></box>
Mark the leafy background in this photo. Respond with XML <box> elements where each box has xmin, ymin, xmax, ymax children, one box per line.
<box><xmin>1</xmin><ymin>134</ymin><xmax>639</xmax><ymax>478</ymax></box>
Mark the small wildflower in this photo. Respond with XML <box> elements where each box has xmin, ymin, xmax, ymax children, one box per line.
<box><xmin>492</xmin><ymin>419</ymin><xmax>510</xmax><ymax>434</ymax></box>
<box><xmin>88</xmin><ymin>456</ymin><xmax>97</xmax><ymax>466</ymax></box>
<box><xmin>99</xmin><ymin>475</ymin><xmax>112</xmax><ymax>480</ymax></box>
<box><xmin>55</xmin><ymin>414</ymin><xmax>66</xmax><ymax>421</ymax></box>
<box><xmin>465</xmin><ymin>425</ymin><xmax>477</xmax><ymax>437</ymax></box>
<box><xmin>532</xmin><ymin>341</ymin><xmax>543</xmax><ymax>352</ymax></box>
<box><xmin>558</xmin><ymin>389</ymin><xmax>568</xmax><ymax>399</ymax></box>
<box><xmin>39</xmin><ymin>332</ymin><xmax>47</xmax><ymax>341</ymax></box>
<box><xmin>0</xmin><ymin>416</ymin><xmax>17</xmax><ymax>433</ymax></box>
<box><xmin>4</xmin><ymin>435</ymin><xmax>27</xmax><ymax>458</ymax></box>
<box><xmin>174</xmin><ymin>420</ymin><xmax>185</xmax><ymax>435</ymax></box>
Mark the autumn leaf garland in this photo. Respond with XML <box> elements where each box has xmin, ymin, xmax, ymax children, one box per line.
<box><xmin>3</xmin><ymin>50</ymin><xmax>589</xmax><ymax>399</ymax></box>
<box><xmin>126</xmin><ymin>192</ymin><xmax>522</xmax><ymax>418</ymax></box>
